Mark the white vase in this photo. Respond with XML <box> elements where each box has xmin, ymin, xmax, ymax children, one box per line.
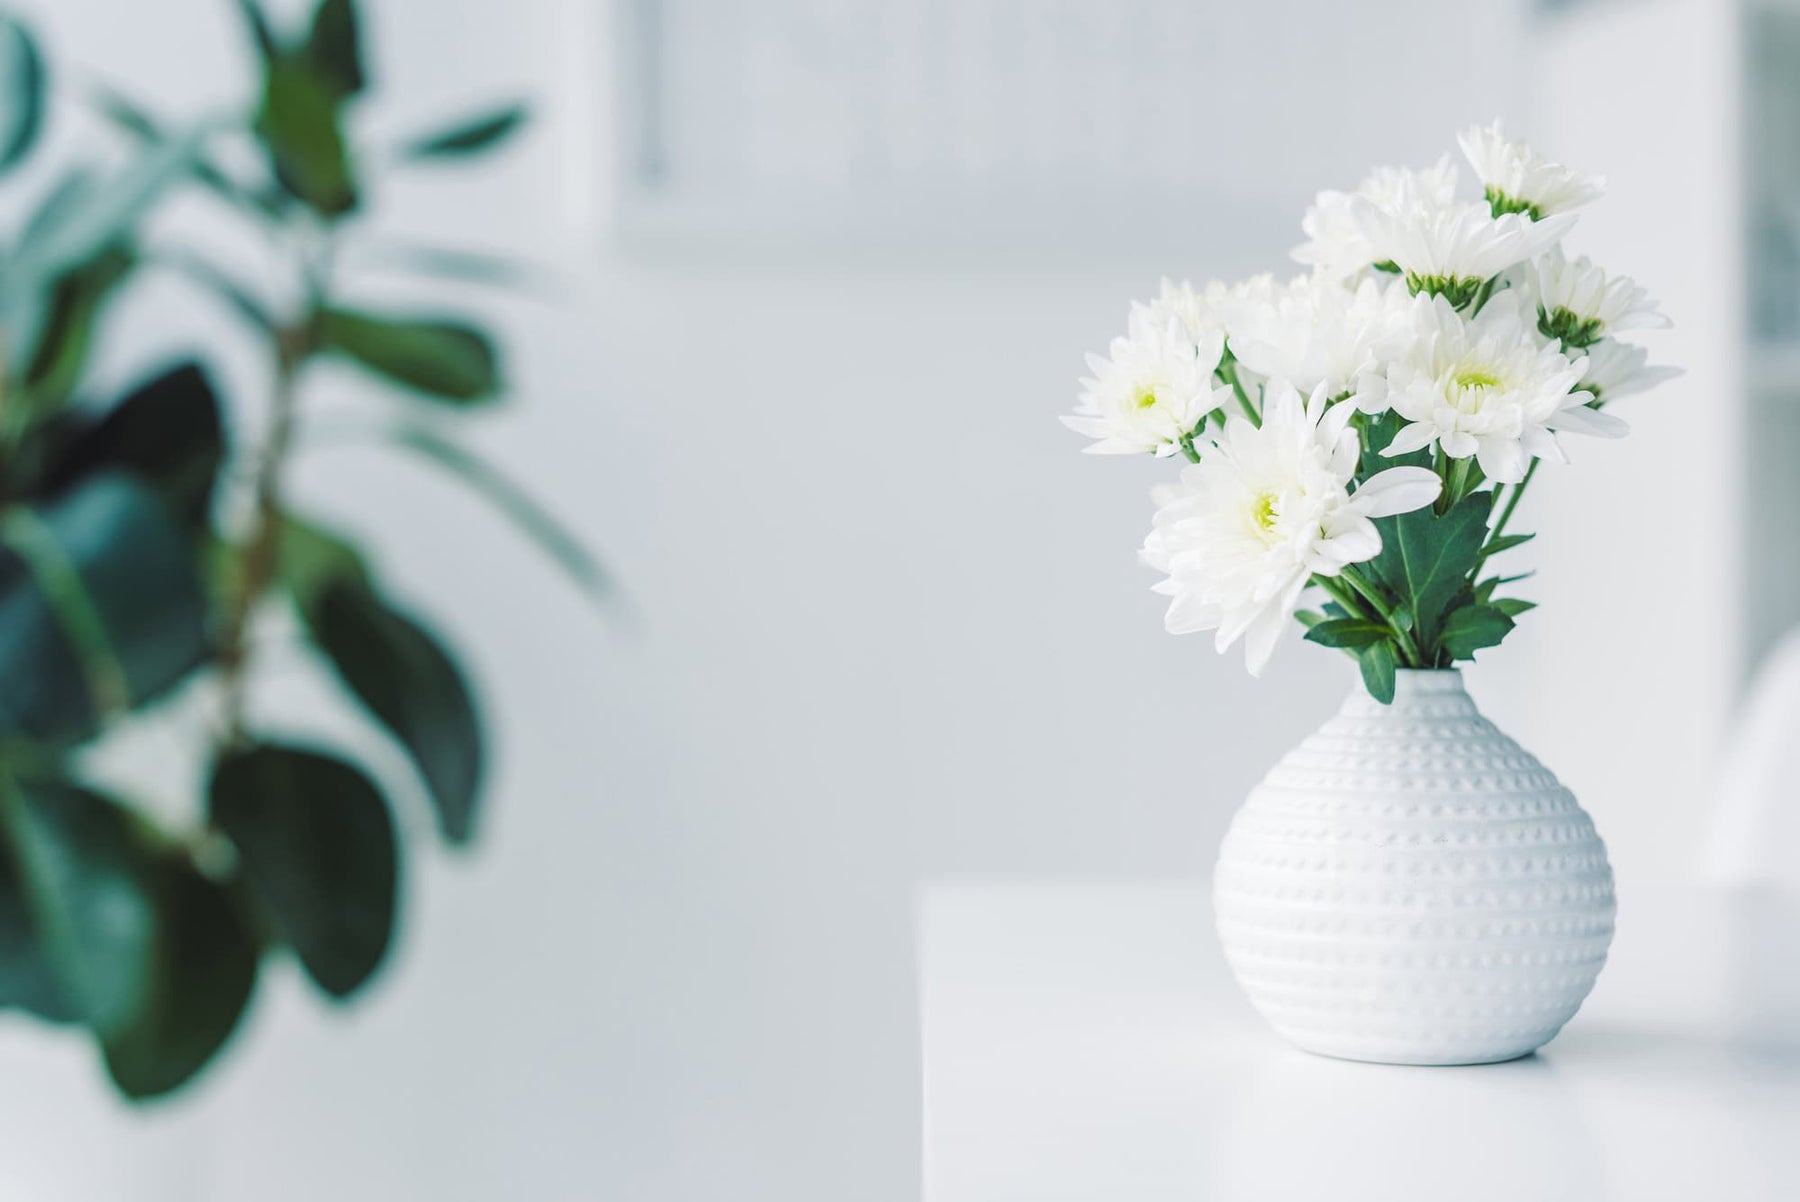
<box><xmin>1213</xmin><ymin>668</ymin><xmax>1615</xmax><ymax>1065</ymax></box>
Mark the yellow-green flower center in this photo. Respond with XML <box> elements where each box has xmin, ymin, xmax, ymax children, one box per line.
<box><xmin>1455</xmin><ymin>369</ymin><xmax>1501</xmax><ymax>390</ymax></box>
<box><xmin>1134</xmin><ymin>387</ymin><xmax>1159</xmax><ymax>410</ymax></box>
<box><xmin>1251</xmin><ymin>492</ymin><xmax>1278</xmax><ymax>532</ymax></box>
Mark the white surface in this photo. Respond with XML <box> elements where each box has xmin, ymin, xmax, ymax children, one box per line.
<box><xmin>1215</xmin><ymin>670</ymin><xmax>1614</xmax><ymax>1065</ymax></box>
<box><xmin>922</xmin><ymin>883</ymin><xmax>1800</xmax><ymax>1202</ymax></box>
<box><xmin>0</xmin><ymin>1</ymin><xmax>1763</xmax><ymax>1200</ymax></box>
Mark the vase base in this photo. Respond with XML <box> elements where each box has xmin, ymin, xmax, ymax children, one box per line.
<box><xmin>1280</xmin><ymin>1036</ymin><xmax>1553</xmax><ymax>1067</ymax></box>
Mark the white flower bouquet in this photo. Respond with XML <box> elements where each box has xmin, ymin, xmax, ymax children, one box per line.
<box><xmin>1065</xmin><ymin>123</ymin><xmax>1680</xmax><ymax>702</ymax></box>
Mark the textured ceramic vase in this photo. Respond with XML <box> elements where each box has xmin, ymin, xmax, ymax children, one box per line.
<box><xmin>1213</xmin><ymin>669</ymin><xmax>1615</xmax><ymax>1065</ymax></box>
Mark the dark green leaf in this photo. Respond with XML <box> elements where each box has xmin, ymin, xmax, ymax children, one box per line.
<box><xmin>20</xmin><ymin>247</ymin><xmax>135</xmax><ymax>415</ymax></box>
<box><xmin>255</xmin><ymin>58</ymin><xmax>356</xmax><ymax>216</ymax></box>
<box><xmin>40</xmin><ymin>363</ymin><xmax>227</xmax><ymax>526</ymax></box>
<box><xmin>102</xmin><ymin>857</ymin><xmax>258</xmax><ymax>1099</ymax></box>
<box><xmin>1480</xmin><ymin>532</ymin><xmax>1535</xmax><ymax>558</ymax></box>
<box><xmin>1303</xmin><ymin>618</ymin><xmax>1391</xmax><ymax>650</ymax></box>
<box><xmin>321</xmin><ymin>309</ymin><xmax>500</xmax><ymax>402</ymax></box>
<box><xmin>400</xmin><ymin>103</ymin><xmax>527</xmax><ymax>159</ymax></box>
<box><xmin>0</xmin><ymin>15</ymin><xmax>46</xmax><ymax>173</ymax></box>
<box><xmin>1438</xmin><ymin>603</ymin><xmax>1516</xmax><ymax>661</ymax></box>
<box><xmin>0</xmin><ymin>833</ymin><xmax>76</xmax><ymax>1021</ymax></box>
<box><xmin>0</xmin><ymin>778</ymin><xmax>160</xmax><ymax>1037</ymax></box>
<box><xmin>0</xmin><ymin>473</ymin><xmax>211</xmax><ymax>745</ymax></box>
<box><xmin>387</xmin><ymin>424</ymin><xmax>609</xmax><ymax>607</ymax></box>
<box><xmin>210</xmin><ymin>743</ymin><xmax>397</xmax><ymax>999</ymax></box>
<box><xmin>300</xmin><ymin>578</ymin><xmax>483</xmax><ymax>843</ymax></box>
<box><xmin>1365</xmin><ymin>490</ymin><xmax>1492</xmax><ymax>648</ymax></box>
<box><xmin>1494</xmin><ymin>597</ymin><xmax>1537</xmax><ymax>618</ymax></box>
<box><xmin>304</xmin><ymin>0</ymin><xmax>365</xmax><ymax>98</ymax></box>
<box><xmin>1358</xmin><ymin>641</ymin><xmax>1397</xmax><ymax>704</ymax></box>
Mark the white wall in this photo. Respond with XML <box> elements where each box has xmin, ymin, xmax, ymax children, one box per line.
<box><xmin>18</xmin><ymin>3</ymin><xmax>1764</xmax><ymax>1201</ymax></box>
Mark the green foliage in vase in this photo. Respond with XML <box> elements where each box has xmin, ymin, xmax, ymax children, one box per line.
<box><xmin>0</xmin><ymin>0</ymin><xmax>601</xmax><ymax>1098</ymax></box>
<box><xmin>1067</xmin><ymin>123</ymin><xmax>1679</xmax><ymax>703</ymax></box>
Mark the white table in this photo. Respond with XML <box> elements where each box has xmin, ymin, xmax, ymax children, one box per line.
<box><xmin>920</xmin><ymin>882</ymin><xmax>1800</xmax><ymax>1202</ymax></box>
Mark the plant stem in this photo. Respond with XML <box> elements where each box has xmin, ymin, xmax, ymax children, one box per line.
<box><xmin>1489</xmin><ymin>458</ymin><xmax>1539</xmax><ymax>543</ymax></box>
<box><xmin>1217</xmin><ymin>356</ymin><xmax>1259</xmax><ymax>426</ymax></box>
<box><xmin>1339</xmin><ymin>565</ymin><xmax>1424</xmax><ymax>665</ymax></box>
<box><xmin>217</xmin><ymin>331</ymin><xmax>303</xmax><ymax>742</ymax></box>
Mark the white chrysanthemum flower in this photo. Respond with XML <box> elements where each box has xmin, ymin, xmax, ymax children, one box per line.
<box><xmin>1515</xmin><ymin>248</ymin><xmax>1670</xmax><ymax>347</ymax></box>
<box><xmin>1578</xmin><ymin>337</ymin><xmax>1683</xmax><ymax>402</ymax></box>
<box><xmin>1140</xmin><ymin>381</ymin><xmax>1441</xmax><ymax>674</ymax></box>
<box><xmin>1229</xmin><ymin>275</ymin><xmax>1431</xmax><ymax>400</ymax></box>
<box><xmin>1458</xmin><ymin>121</ymin><xmax>1604</xmax><ymax>218</ymax></box>
<box><xmin>1132</xmin><ymin>277</ymin><xmax>1226</xmax><ymax>354</ymax></box>
<box><xmin>1292</xmin><ymin>159</ymin><xmax>1460</xmax><ymax>281</ymax></box>
<box><xmin>1352</xmin><ymin>198</ymin><xmax>1577</xmax><ymax>308</ymax></box>
<box><xmin>1064</xmin><ymin>311</ymin><xmax>1232</xmax><ymax>457</ymax></box>
<box><xmin>1377</xmin><ymin>294</ymin><xmax>1624</xmax><ymax>483</ymax></box>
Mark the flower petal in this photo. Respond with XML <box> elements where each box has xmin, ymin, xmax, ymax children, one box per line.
<box><xmin>1355</xmin><ymin>466</ymin><xmax>1442</xmax><ymax>517</ymax></box>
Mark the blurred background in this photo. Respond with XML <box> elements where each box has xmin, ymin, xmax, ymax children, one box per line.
<box><xmin>0</xmin><ymin>0</ymin><xmax>1788</xmax><ymax>1198</ymax></box>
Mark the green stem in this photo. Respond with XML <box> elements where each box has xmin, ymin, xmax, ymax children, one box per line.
<box><xmin>1489</xmin><ymin>458</ymin><xmax>1538</xmax><ymax>541</ymax></box>
<box><xmin>1339</xmin><ymin>565</ymin><xmax>1424</xmax><ymax>666</ymax></box>
<box><xmin>1468</xmin><ymin>275</ymin><xmax>1498</xmax><ymax>315</ymax></box>
<box><xmin>1217</xmin><ymin>356</ymin><xmax>1259</xmax><ymax>427</ymax></box>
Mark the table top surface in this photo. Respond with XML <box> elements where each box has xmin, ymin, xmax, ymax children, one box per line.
<box><xmin>920</xmin><ymin>882</ymin><xmax>1800</xmax><ymax>1202</ymax></box>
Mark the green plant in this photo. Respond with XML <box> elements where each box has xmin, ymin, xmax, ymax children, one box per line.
<box><xmin>0</xmin><ymin>1</ymin><xmax>600</xmax><ymax>1098</ymax></box>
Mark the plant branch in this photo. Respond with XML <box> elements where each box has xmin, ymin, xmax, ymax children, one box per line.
<box><xmin>216</xmin><ymin>322</ymin><xmax>309</xmax><ymax>742</ymax></box>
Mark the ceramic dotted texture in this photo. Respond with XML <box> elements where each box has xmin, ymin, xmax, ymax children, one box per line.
<box><xmin>1213</xmin><ymin>670</ymin><xmax>1615</xmax><ymax>1065</ymax></box>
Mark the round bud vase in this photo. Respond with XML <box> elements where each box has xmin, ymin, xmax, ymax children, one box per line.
<box><xmin>1213</xmin><ymin>668</ymin><xmax>1615</xmax><ymax>1065</ymax></box>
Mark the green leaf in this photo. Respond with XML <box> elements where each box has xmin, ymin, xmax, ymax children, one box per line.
<box><xmin>234</xmin><ymin>0</ymin><xmax>281</xmax><ymax>62</ymax></box>
<box><xmin>0</xmin><ymin>473</ymin><xmax>211</xmax><ymax>745</ymax></box>
<box><xmin>321</xmin><ymin>310</ymin><xmax>500</xmax><ymax>402</ymax></box>
<box><xmin>19</xmin><ymin>247</ymin><xmax>136</xmax><ymax>416</ymax></box>
<box><xmin>0</xmin><ymin>14</ymin><xmax>46</xmax><ymax>174</ymax></box>
<box><xmin>1303</xmin><ymin>618</ymin><xmax>1391</xmax><ymax>650</ymax></box>
<box><xmin>0</xmin><ymin>833</ymin><xmax>77</xmax><ymax>1022</ymax></box>
<box><xmin>38</xmin><ymin>363</ymin><xmax>227</xmax><ymax>526</ymax></box>
<box><xmin>90</xmin><ymin>87</ymin><xmax>287</xmax><ymax>221</ymax></box>
<box><xmin>11</xmin><ymin>129</ymin><xmax>197</xmax><ymax>286</ymax></box>
<box><xmin>0</xmin><ymin>777</ymin><xmax>161</xmax><ymax>1038</ymax></box>
<box><xmin>400</xmin><ymin>103</ymin><xmax>527</xmax><ymax>159</ymax></box>
<box><xmin>101</xmin><ymin>855</ymin><xmax>258</xmax><ymax>1099</ymax></box>
<box><xmin>1365</xmin><ymin>490</ymin><xmax>1492</xmax><ymax>649</ymax></box>
<box><xmin>1480</xmin><ymin>532</ymin><xmax>1535</xmax><ymax>558</ymax></box>
<box><xmin>1494</xmin><ymin>597</ymin><xmax>1537</xmax><ymax>618</ymax></box>
<box><xmin>387</xmin><ymin>424</ymin><xmax>610</xmax><ymax>607</ymax></box>
<box><xmin>255</xmin><ymin>58</ymin><xmax>356</xmax><ymax>216</ymax></box>
<box><xmin>152</xmin><ymin>250</ymin><xmax>275</xmax><ymax>333</ymax></box>
<box><xmin>303</xmin><ymin>0</ymin><xmax>365</xmax><ymax>98</ymax></box>
<box><xmin>1438</xmin><ymin>603</ymin><xmax>1516</xmax><ymax>661</ymax></box>
<box><xmin>307</xmin><ymin>582</ymin><xmax>484</xmax><ymax>843</ymax></box>
<box><xmin>1357</xmin><ymin>641</ymin><xmax>1397</xmax><ymax>704</ymax></box>
<box><xmin>210</xmin><ymin>743</ymin><xmax>397</xmax><ymax>999</ymax></box>
<box><xmin>276</xmin><ymin>512</ymin><xmax>371</xmax><ymax>614</ymax></box>
<box><xmin>357</xmin><ymin>241</ymin><xmax>533</xmax><ymax>288</ymax></box>
<box><xmin>1293</xmin><ymin>609</ymin><xmax>1326</xmax><ymax>629</ymax></box>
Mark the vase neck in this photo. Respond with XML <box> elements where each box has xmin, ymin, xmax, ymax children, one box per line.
<box><xmin>1342</xmin><ymin>668</ymin><xmax>1472</xmax><ymax>717</ymax></box>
